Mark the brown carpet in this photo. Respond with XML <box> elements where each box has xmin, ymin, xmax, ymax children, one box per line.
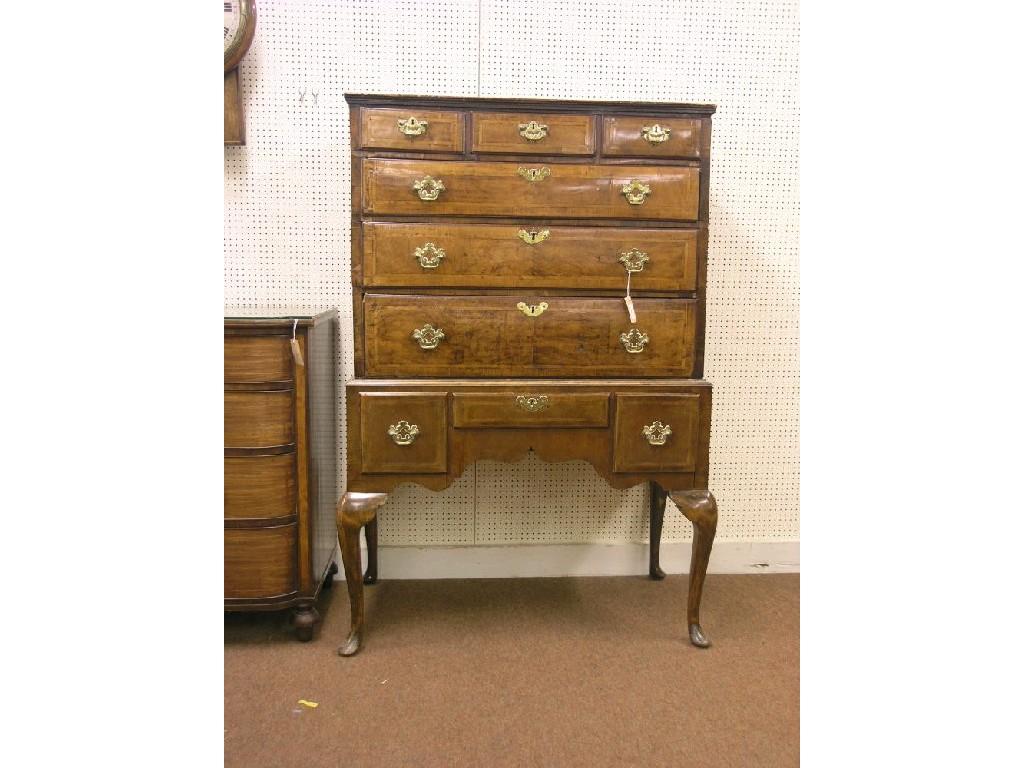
<box><xmin>225</xmin><ymin>573</ymin><xmax>799</xmax><ymax>768</ymax></box>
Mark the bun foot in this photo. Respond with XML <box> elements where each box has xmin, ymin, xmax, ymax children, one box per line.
<box><xmin>649</xmin><ymin>564</ymin><xmax>666</xmax><ymax>580</ymax></box>
<box><xmin>338</xmin><ymin>631</ymin><xmax>362</xmax><ymax>657</ymax></box>
<box><xmin>322</xmin><ymin>561</ymin><xmax>339</xmax><ymax>589</ymax></box>
<box><xmin>293</xmin><ymin>605</ymin><xmax>319</xmax><ymax>642</ymax></box>
<box><xmin>362</xmin><ymin>572</ymin><xmax>377</xmax><ymax>585</ymax></box>
<box><xmin>688</xmin><ymin>622</ymin><xmax>711</xmax><ymax>648</ymax></box>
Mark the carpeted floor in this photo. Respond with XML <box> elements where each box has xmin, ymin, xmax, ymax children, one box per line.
<box><xmin>225</xmin><ymin>573</ymin><xmax>799</xmax><ymax>767</ymax></box>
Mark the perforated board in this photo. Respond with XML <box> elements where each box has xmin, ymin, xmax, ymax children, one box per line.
<box><xmin>224</xmin><ymin>0</ymin><xmax>799</xmax><ymax>547</ymax></box>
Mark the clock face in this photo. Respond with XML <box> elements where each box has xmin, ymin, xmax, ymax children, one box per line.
<box><xmin>224</xmin><ymin>0</ymin><xmax>256</xmax><ymax>71</ymax></box>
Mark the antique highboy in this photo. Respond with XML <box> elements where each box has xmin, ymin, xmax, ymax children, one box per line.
<box><xmin>338</xmin><ymin>95</ymin><xmax>718</xmax><ymax>656</ymax></box>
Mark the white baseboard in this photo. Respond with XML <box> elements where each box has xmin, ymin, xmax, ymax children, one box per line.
<box><xmin>334</xmin><ymin>540</ymin><xmax>798</xmax><ymax>580</ymax></box>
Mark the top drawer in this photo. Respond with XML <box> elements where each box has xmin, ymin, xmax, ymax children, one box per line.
<box><xmin>225</xmin><ymin>336</ymin><xmax>293</xmax><ymax>383</ymax></box>
<box><xmin>358</xmin><ymin>108</ymin><xmax>464</xmax><ymax>153</ymax></box>
<box><xmin>471</xmin><ymin>112</ymin><xmax>595</xmax><ymax>155</ymax></box>
<box><xmin>602</xmin><ymin>116</ymin><xmax>702</xmax><ymax>159</ymax></box>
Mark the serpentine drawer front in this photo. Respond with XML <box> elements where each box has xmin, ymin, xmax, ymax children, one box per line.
<box><xmin>362</xmin><ymin>159</ymin><xmax>700</xmax><ymax>220</ymax></box>
<box><xmin>340</xmin><ymin>94</ymin><xmax>719</xmax><ymax>657</ymax></box>
<box><xmin>362</xmin><ymin>222</ymin><xmax>698</xmax><ymax>291</ymax></box>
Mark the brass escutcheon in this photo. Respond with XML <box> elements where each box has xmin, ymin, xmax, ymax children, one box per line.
<box><xmin>517</xmin><ymin>229</ymin><xmax>550</xmax><ymax>245</ymax></box>
<box><xmin>619</xmin><ymin>327</ymin><xmax>649</xmax><ymax>353</ymax></box>
<box><xmin>641</xmin><ymin>124</ymin><xmax>671</xmax><ymax>144</ymax></box>
<box><xmin>518</xmin><ymin>121</ymin><xmax>549</xmax><ymax>141</ymax></box>
<box><xmin>517</xmin><ymin>166</ymin><xmax>550</xmax><ymax>182</ymax></box>
<box><xmin>412</xmin><ymin>323</ymin><xmax>445</xmax><ymax>350</ymax></box>
<box><xmin>619</xmin><ymin>248</ymin><xmax>650</xmax><ymax>273</ymax></box>
<box><xmin>397</xmin><ymin>117</ymin><xmax>428</xmax><ymax>136</ymax></box>
<box><xmin>413</xmin><ymin>176</ymin><xmax>445</xmax><ymax>201</ymax></box>
<box><xmin>388</xmin><ymin>420</ymin><xmax>420</xmax><ymax>445</ymax></box>
<box><xmin>414</xmin><ymin>242</ymin><xmax>446</xmax><ymax>269</ymax></box>
<box><xmin>515</xmin><ymin>394</ymin><xmax>550</xmax><ymax>412</ymax></box>
<box><xmin>621</xmin><ymin>180</ymin><xmax>652</xmax><ymax>205</ymax></box>
<box><xmin>516</xmin><ymin>301</ymin><xmax>548</xmax><ymax>317</ymax></box>
<box><xmin>642</xmin><ymin>420</ymin><xmax>672</xmax><ymax>446</ymax></box>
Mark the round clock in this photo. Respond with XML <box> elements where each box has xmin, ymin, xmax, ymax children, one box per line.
<box><xmin>224</xmin><ymin>0</ymin><xmax>256</xmax><ymax>72</ymax></box>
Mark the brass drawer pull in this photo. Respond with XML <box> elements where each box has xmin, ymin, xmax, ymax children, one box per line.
<box><xmin>619</xmin><ymin>248</ymin><xmax>649</xmax><ymax>272</ymax></box>
<box><xmin>414</xmin><ymin>242</ymin><xmax>446</xmax><ymax>269</ymax></box>
<box><xmin>517</xmin><ymin>229</ymin><xmax>550</xmax><ymax>245</ymax></box>
<box><xmin>413</xmin><ymin>176</ymin><xmax>445</xmax><ymax>201</ymax></box>
<box><xmin>518</xmin><ymin>121</ymin><xmax>549</xmax><ymax>141</ymax></box>
<box><xmin>388</xmin><ymin>420</ymin><xmax>420</xmax><ymax>445</ymax></box>
<box><xmin>516</xmin><ymin>301</ymin><xmax>548</xmax><ymax>317</ymax></box>
<box><xmin>515</xmin><ymin>394</ymin><xmax>550</xmax><ymax>412</ymax></box>
<box><xmin>641</xmin><ymin>124</ymin><xmax>671</xmax><ymax>144</ymax></box>
<box><xmin>621</xmin><ymin>180</ymin><xmax>651</xmax><ymax>205</ymax></box>
<box><xmin>412</xmin><ymin>323</ymin><xmax>445</xmax><ymax>349</ymax></box>
<box><xmin>517</xmin><ymin>166</ymin><xmax>550</xmax><ymax>182</ymax></box>
<box><xmin>397</xmin><ymin>117</ymin><xmax>428</xmax><ymax>136</ymax></box>
<box><xmin>619</xmin><ymin>327</ymin><xmax>649</xmax><ymax>353</ymax></box>
<box><xmin>642</xmin><ymin>421</ymin><xmax>672</xmax><ymax>446</ymax></box>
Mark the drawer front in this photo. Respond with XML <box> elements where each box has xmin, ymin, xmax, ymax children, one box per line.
<box><xmin>363</xmin><ymin>222</ymin><xmax>697</xmax><ymax>291</ymax></box>
<box><xmin>471</xmin><ymin>112</ymin><xmax>595</xmax><ymax>155</ymax></box>
<box><xmin>359</xmin><ymin>107</ymin><xmax>464</xmax><ymax>152</ymax></box>
<box><xmin>613</xmin><ymin>393</ymin><xmax>700</xmax><ymax>472</ymax></box>
<box><xmin>224</xmin><ymin>523</ymin><xmax>297</xmax><ymax>599</ymax></box>
<box><xmin>364</xmin><ymin>294</ymin><xmax>696</xmax><ymax>378</ymax></box>
<box><xmin>362</xmin><ymin>159</ymin><xmax>699</xmax><ymax>220</ymax></box>
<box><xmin>224</xmin><ymin>454</ymin><xmax>296</xmax><ymax>521</ymax></box>
<box><xmin>360</xmin><ymin>392</ymin><xmax>447</xmax><ymax>474</ymax></box>
<box><xmin>224</xmin><ymin>390</ymin><xmax>295</xmax><ymax>448</ymax></box>
<box><xmin>453</xmin><ymin>392</ymin><xmax>609</xmax><ymax>428</ymax></box>
<box><xmin>602</xmin><ymin>116</ymin><xmax>703</xmax><ymax>159</ymax></box>
<box><xmin>224</xmin><ymin>335</ymin><xmax>293</xmax><ymax>383</ymax></box>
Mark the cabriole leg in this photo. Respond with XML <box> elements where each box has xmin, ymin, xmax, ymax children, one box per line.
<box><xmin>669</xmin><ymin>490</ymin><xmax>718</xmax><ymax>648</ymax></box>
<box><xmin>337</xmin><ymin>492</ymin><xmax>387</xmax><ymax>657</ymax></box>
<box><xmin>649</xmin><ymin>482</ymin><xmax>668</xmax><ymax>580</ymax></box>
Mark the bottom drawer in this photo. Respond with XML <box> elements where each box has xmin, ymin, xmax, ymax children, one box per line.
<box><xmin>613</xmin><ymin>393</ymin><xmax>700</xmax><ymax>473</ymax></box>
<box><xmin>224</xmin><ymin>523</ymin><xmax>297</xmax><ymax>599</ymax></box>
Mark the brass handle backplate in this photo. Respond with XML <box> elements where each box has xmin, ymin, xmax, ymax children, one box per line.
<box><xmin>517</xmin><ymin>167</ymin><xmax>550</xmax><ymax>182</ymax></box>
<box><xmin>621</xmin><ymin>180</ymin><xmax>651</xmax><ymax>205</ymax></box>
<box><xmin>642</xmin><ymin>420</ymin><xmax>672</xmax><ymax>446</ymax></box>
<box><xmin>619</xmin><ymin>327</ymin><xmax>649</xmax><ymax>353</ymax></box>
<box><xmin>398</xmin><ymin>117</ymin><xmax>428</xmax><ymax>136</ymax></box>
<box><xmin>388</xmin><ymin>420</ymin><xmax>420</xmax><ymax>445</ymax></box>
<box><xmin>641</xmin><ymin>124</ymin><xmax>671</xmax><ymax>144</ymax></box>
<box><xmin>518</xmin><ymin>229</ymin><xmax>550</xmax><ymax>245</ymax></box>
<box><xmin>517</xmin><ymin>301</ymin><xmax>548</xmax><ymax>317</ymax></box>
<box><xmin>412</xmin><ymin>323</ymin><xmax>445</xmax><ymax>349</ymax></box>
<box><xmin>414</xmin><ymin>242</ymin><xmax>446</xmax><ymax>269</ymax></box>
<box><xmin>413</xmin><ymin>176</ymin><xmax>445</xmax><ymax>201</ymax></box>
<box><xmin>619</xmin><ymin>248</ymin><xmax>649</xmax><ymax>273</ymax></box>
<box><xmin>515</xmin><ymin>395</ymin><xmax>550</xmax><ymax>412</ymax></box>
<box><xmin>518</xmin><ymin>121</ymin><xmax>549</xmax><ymax>141</ymax></box>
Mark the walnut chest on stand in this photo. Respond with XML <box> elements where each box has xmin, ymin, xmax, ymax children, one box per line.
<box><xmin>338</xmin><ymin>95</ymin><xmax>718</xmax><ymax>656</ymax></box>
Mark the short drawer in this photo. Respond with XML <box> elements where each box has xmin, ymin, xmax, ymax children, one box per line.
<box><xmin>362</xmin><ymin>159</ymin><xmax>699</xmax><ymax>220</ymax></box>
<box><xmin>602</xmin><ymin>116</ymin><xmax>703</xmax><ymax>159</ymax></box>
<box><xmin>224</xmin><ymin>523</ymin><xmax>297</xmax><ymax>599</ymax></box>
<box><xmin>224</xmin><ymin>335</ymin><xmax>293</xmax><ymax>383</ymax></box>
<box><xmin>613</xmin><ymin>393</ymin><xmax>700</xmax><ymax>473</ymax></box>
<box><xmin>363</xmin><ymin>294</ymin><xmax>696</xmax><ymax>378</ymax></box>
<box><xmin>224</xmin><ymin>453</ymin><xmax>296</xmax><ymax>521</ymax></box>
<box><xmin>224</xmin><ymin>390</ymin><xmax>295</xmax><ymax>448</ymax></box>
<box><xmin>362</xmin><ymin>222</ymin><xmax>697</xmax><ymax>291</ymax></box>
<box><xmin>358</xmin><ymin>107</ymin><xmax>464</xmax><ymax>152</ymax></box>
<box><xmin>453</xmin><ymin>392</ymin><xmax>609</xmax><ymax>428</ymax></box>
<box><xmin>359</xmin><ymin>392</ymin><xmax>447</xmax><ymax>474</ymax></box>
<box><xmin>471</xmin><ymin>112</ymin><xmax>595</xmax><ymax>155</ymax></box>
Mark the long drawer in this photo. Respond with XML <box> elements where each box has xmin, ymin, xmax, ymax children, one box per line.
<box><xmin>361</xmin><ymin>159</ymin><xmax>700</xmax><ymax>220</ymax></box>
<box><xmin>362</xmin><ymin>222</ymin><xmax>697</xmax><ymax>291</ymax></box>
<box><xmin>363</xmin><ymin>294</ymin><xmax>696</xmax><ymax>378</ymax></box>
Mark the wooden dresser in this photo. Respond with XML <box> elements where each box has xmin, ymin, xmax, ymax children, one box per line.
<box><xmin>224</xmin><ymin>311</ymin><xmax>339</xmax><ymax>640</ymax></box>
<box><xmin>338</xmin><ymin>95</ymin><xmax>718</xmax><ymax>656</ymax></box>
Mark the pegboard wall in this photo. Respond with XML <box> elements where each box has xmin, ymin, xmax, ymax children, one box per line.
<box><xmin>224</xmin><ymin>0</ymin><xmax>799</xmax><ymax>548</ymax></box>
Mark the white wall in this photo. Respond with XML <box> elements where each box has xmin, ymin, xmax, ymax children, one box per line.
<box><xmin>224</xmin><ymin>0</ymin><xmax>799</xmax><ymax>573</ymax></box>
